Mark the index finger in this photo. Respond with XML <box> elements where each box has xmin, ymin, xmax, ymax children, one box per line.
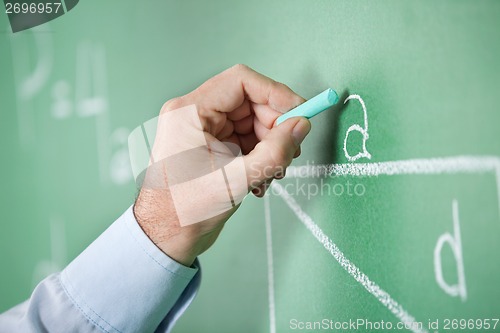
<box><xmin>183</xmin><ymin>64</ymin><xmax>304</xmax><ymax>114</ymax></box>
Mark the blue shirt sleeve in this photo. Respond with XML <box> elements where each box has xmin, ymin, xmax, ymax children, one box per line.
<box><xmin>0</xmin><ymin>207</ymin><xmax>201</xmax><ymax>333</ymax></box>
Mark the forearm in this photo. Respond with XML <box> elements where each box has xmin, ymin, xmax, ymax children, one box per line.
<box><xmin>0</xmin><ymin>207</ymin><xmax>200</xmax><ymax>333</ymax></box>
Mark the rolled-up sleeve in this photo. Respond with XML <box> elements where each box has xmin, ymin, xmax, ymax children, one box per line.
<box><xmin>0</xmin><ymin>207</ymin><xmax>201</xmax><ymax>333</ymax></box>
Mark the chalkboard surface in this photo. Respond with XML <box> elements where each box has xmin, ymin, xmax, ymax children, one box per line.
<box><xmin>1</xmin><ymin>1</ymin><xmax>499</xmax><ymax>333</ymax></box>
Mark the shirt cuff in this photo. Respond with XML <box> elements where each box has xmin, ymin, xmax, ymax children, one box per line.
<box><xmin>60</xmin><ymin>206</ymin><xmax>199</xmax><ymax>333</ymax></box>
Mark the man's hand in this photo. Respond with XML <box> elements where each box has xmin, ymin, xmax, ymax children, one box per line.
<box><xmin>133</xmin><ymin>64</ymin><xmax>311</xmax><ymax>266</ymax></box>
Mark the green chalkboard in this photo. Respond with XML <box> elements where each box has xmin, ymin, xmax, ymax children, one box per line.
<box><xmin>1</xmin><ymin>1</ymin><xmax>500</xmax><ymax>333</ymax></box>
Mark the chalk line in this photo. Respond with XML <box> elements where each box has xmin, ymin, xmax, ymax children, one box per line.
<box><xmin>286</xmin><ymin>155</ymin><xmax>500</xmax><ymax>221</ymax></box>
<box><xmin>343</xmin><ymin>95</ymin><xmax>371</xmax><ymax>162</ymax></box>
<box><xmin>264</xmin><ymin>195</ymin><xmax>276</xmax><ymax>333</ymax></box>
<box><xmin>433</xmin><ymin>200</ymin><xmax>467</xmax><ymax>302</ymax></box>
<box><xmin>272</xmin><ymin>182</ymin><xmax>428</xmax><ymax>333</ymax></box>
<box><xmin>496</xmin><ymin>164</ymin><xmax>500</xmax><ymax>218</ymax></box>
<box><xmin>286</xmin><ymin>156</ymin><xmax>500</xmax><ymax>178</ymax></box>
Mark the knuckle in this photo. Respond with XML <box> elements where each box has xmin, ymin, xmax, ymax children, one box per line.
<box><xmin>211</xmin><ymin>113</ymin><xmax>226</xmax><ymax>131</ymax></box>
<box><xmin>273</xmin><ymin>81</ymin><xmax>292</xmax><ymax>96</ymax></box>
<box><xmin>161</xmin><ymin>97</ymin><xmax>183</xmax><ymax>113</ymax></box>
<box><xmin>231</xmin><ymin>63</ymin><xmax>250</xmax><ymax>73</ymax></box>
<box><xmin>274</xmin><ymin>81</ymin><xmax>288</xmax><ymax>90</ymax></box>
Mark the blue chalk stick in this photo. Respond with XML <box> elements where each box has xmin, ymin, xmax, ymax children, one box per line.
<box><xmin>276</xmin><ymin>88</ymin><xmax>339</xmax><ymax>125</ymax></box>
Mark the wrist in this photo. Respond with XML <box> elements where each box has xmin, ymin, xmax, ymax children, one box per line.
<box><xmin>133</xmin><ymin>189</ymin><xmax>197</xmax><ymax>267</ymax></box>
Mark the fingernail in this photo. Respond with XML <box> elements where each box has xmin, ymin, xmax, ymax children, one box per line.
<box><xmin>292</xmin><ymin>118</ymin><xmax>311</xmax><ymax>146</ymax></box>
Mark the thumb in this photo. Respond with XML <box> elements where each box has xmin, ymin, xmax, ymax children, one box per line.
<box><xmin>244</xmin><ymin>117</ymin><xmax>311</xmax><ymax>189</ymax></box>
